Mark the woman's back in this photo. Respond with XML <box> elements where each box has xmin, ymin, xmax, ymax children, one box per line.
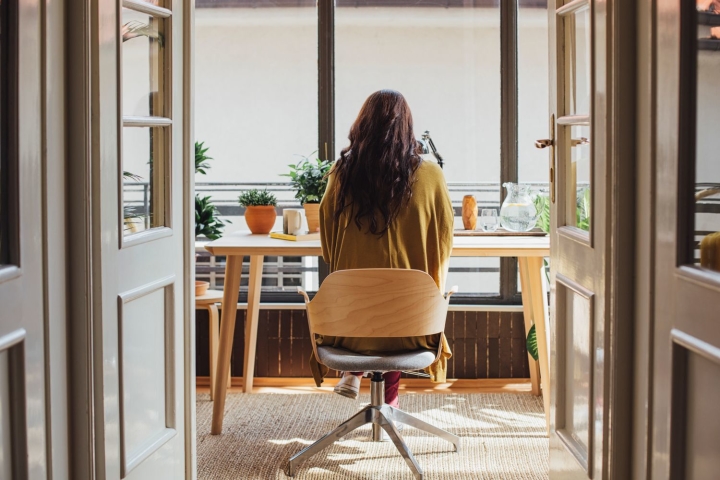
<box><xmin>319</xmin><ymin>160</ymin><xmax>454</xmax><ymax>290</ymax></box>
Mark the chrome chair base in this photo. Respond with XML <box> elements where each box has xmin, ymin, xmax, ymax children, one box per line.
<box><xmin>286</xmin><ymin>376</ymin><xmax>460</xmax><ymax>480</ymax></box>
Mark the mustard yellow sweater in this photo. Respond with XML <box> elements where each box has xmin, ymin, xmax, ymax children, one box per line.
<box><xmin>310</xmin><ymin>161</ymin><xmax>455</xmax><ymax>385</ymax></box>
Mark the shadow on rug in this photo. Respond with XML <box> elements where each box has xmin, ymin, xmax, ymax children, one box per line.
<box><xmin>197</xmin><ymin>392</ymin><xmax>548</xmax><ymax>479</ymax></box>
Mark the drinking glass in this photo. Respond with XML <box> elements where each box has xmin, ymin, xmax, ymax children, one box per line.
<box><xmin>480</xmin><ymin>209</ymin><xmax>499</xmax><ymax>232</ymax></box>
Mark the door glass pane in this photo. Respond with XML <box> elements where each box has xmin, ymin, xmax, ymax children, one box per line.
<box><xmin>519</xmin><ymin>0</ymin><xmax>550</xmax><ymax>185</ymax></box>
<box><xmin>564</xmin><ymin>5</ymin><xmax>591</xmax><ymax>116</ymax></box>
<box><xmin>693</xmin><ymin>4</ymin><xmax>720</xmax><ymax>272</ymax></box>
<box><xmin>122</xmin><ymin>8</ymin><xmax>165</xmax><ymax>117</ymax></box>
<box><xmin>564</xmin><ymin>124</ymin><xmax>591</xmax><ymax>232</ymax></box>
<box><xmin>335</xmin><ymin>0</ymin><xmax>501</xmax><ymax>295</ymax></box>
<box><xmin>123</xmin><ymin>127</ymin><xmax>166</xmax><ymax>234</ymax></box>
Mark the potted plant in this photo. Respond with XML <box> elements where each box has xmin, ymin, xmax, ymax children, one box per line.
<box><xmin>283</xmin><ymin>154</ymin><xmax>332</xmax><ymax>232</ymax></box>
<box><xmin>238</xmin><ymin>189</ymin><xmax>278</xmax><ymax>234</ymax></box>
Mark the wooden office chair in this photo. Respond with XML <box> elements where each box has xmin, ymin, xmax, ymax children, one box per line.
<box><xmin>287</xmin><ymin>269</ymin><xmax>460</xmax><ymax>480</ymax></box>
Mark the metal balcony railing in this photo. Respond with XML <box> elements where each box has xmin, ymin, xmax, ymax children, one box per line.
<box><xmin>123</xmin><ymin>181</ymin><xmax>720</xmax><ymax>293</ymax></box>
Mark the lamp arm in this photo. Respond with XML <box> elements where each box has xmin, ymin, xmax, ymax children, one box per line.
<box><xmin>421</xmin><ymin>130</ymin><xmax>445</xmax><ymax>169</ymax></box>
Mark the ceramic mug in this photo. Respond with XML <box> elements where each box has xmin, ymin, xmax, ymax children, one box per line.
<box><xmin>283</xmin><ymin>209</ymin><xmax>304</xmax><ymax>235</ymax></box>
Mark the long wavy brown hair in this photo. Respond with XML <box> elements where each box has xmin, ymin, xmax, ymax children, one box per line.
<box><xmin>332</xmin><ymin>90</ymin><xmax>423</xmax><ymax>235</ymax></box>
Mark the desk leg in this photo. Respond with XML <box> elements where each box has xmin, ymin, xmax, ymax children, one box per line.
<box><xmin>523</xmin><ymin>256</ymin><xmax>551</xmax><ymax>433</ymax></box>
<box><xmin>242</xmin><ymin>255</ymin><xmax>264</xmax><ymax>393</ymax></box>
<box><xmin>211</xmin><ymin>255</ymin><xmax>243</xmax><ymax>435</ymax></box>
<box><xmin>518</xmin><ymin>259</ymin><xmax>541</xmax><ymax>396</ymax></box>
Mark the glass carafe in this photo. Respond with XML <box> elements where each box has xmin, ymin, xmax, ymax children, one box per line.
<box><xmin>500</xmin><ymin>183</ymin><xmax>538</xmax><ymax>232</ymax></box>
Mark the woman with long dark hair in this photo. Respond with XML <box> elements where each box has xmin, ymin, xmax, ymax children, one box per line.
<box><xmin>311</xmin><ymin>90</ymin><xmax>454</xmax><ymax>409</ymax></box>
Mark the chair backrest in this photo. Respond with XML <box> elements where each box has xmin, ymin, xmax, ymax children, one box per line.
<box><xmin>306</xmin><ymin>269</ymin><xmax>449</xmax><ymax>338</ymax></box>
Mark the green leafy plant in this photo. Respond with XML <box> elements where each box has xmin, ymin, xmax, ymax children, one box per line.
<box><xmin>533</xmin><ymin>193</ymin><xmax>551</xmax><ymax>234</ymax></box>
<box><xmin>576</xmin><ymin>186</ymin><xmax>591</xmax><ymax>232</ymax></box>
<box><xmin>238</xmin><ymin>189</ymin><xmax>277</xmax><ymax>207</ymax></box>
<box><xmin>193</xmin><ymin>140</ymin><xmax>228</xmax><ymax>239</ymax></box>
<box><xmin>282</xmin><ymin>153</ymin><xmax>332</xmax><ymax>204</ymax></box>
<box><xmin>526</xmin><ymin>324</ymin><xmax>539</xmax><ymax>361</ymax></box>
<box><xmin>195</xmin><ymin>195</ymin><xmax>227</xmax><ymax>240</ymax></box>
<box><xmin>123</xmin><ymin>171</ymin><xmax>143</xmax><ymax>182</ymax></box>
<box><xmin>195</xmin><ymin>141</ymin><xmax>212</xmax><ymax>175</ymax></box>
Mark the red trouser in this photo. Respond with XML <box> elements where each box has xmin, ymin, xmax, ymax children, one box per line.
<box><xmin>350</xmin><ymin>371</ymin><xmax>401</xmax><ymax>407</ymax></box>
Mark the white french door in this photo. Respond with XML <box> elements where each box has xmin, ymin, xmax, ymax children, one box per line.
<box><xmin>545</xmin><ymin>0</ymin><xmax>635</xmax><ymax>478</ymax></box>
<box><xmin>81</xmin><ymin>0</ymin><xmax>195</xmax><ymax>477</ymax></box>
<box><xmin>0</xmin><ymin>0</ymin><xmax>47</xmax><ymax>476</ymax></box>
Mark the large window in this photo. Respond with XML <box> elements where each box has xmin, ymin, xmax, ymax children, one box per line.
<box><xmin>194</xmin><ymin>0</ymin><xmax>550</xmax><ymax>303</ymax></box>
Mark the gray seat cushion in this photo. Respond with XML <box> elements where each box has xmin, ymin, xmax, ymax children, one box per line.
<box><xmin>316</xmin><ymin>346</ymin><xmax>437</xmax><ymax>372</ymax></box>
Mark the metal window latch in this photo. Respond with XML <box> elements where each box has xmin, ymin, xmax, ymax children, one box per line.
<box><xmin>571</xmin><ymin>137</ymin><xmax>590</xmax><ymax>147</ymax></box>
<box><xmin>535</xmin><ymin>139</ymin><xmax>553</xmax><ymax>149</ymax></box>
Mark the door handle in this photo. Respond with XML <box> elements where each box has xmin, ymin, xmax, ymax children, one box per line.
<box><xmin>537</xmin><ymin>114</ymin><xmax>556</xmax><ymax>203</ymax></box>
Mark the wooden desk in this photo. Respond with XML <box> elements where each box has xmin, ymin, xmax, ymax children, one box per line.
<box><xmin>205</xmin><ymin>232</ymin><xmax>550</xmax><ymax>435</ymax></box>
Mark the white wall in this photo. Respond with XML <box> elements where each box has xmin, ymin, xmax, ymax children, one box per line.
<box><xmin>194</xmin><ymin>6</ymin><xmax>551</xmax><ymax>185</ymax></box>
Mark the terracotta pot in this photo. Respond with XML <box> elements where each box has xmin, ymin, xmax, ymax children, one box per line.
<box><xmin>462</xmin><ymin>195</ymin><xmax>477</xmax><ymax>230</ymax></box>
<box><xmin>303</xmin><ymin>203</ymin><xmax>321</xmax><ymax>232</ymax></box>
<box><xmin>245</xmin><ymin>205</ymin><xmax>277</xmax><ymax>234</ymax></box>
<box><xmin>195</xmin><ymin>281</ymin><xmax>209</xmax><ymax>296</ymax></box>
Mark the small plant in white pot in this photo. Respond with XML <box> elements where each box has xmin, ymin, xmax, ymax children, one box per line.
<box><xmin>282</xmin><ymin>154</ymin><xmax>332</xmax><ymax>232</ymax></box>
<box><xmin>239</xmin><ymin>189</ymin><xmax>278</xmax><ymax>234</ymax></box>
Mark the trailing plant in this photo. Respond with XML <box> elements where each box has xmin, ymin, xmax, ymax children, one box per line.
<box><xmin>195</xmin><ymin>141</ymin><xmax>212</xmax><ymax>175</ymax></box>
<box><xmin>282</xmin><ymin>153</ymin><xmax>332</xmax><ymax>204</ymax></box>
<box><xmin>238</xmin><ymin>189</ymin><xmax>277</xmax><ymax>207</ymax></box>
<box><xmin>195</xmin><ymin>194</ymin><xmax>227</xmax><ymax>240</ymax></box>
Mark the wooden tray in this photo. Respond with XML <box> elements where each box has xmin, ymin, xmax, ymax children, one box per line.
<box><xmin>454</xmin><ymin>228</ymin><xmax>548</xmax><ymax>237</ymax></box>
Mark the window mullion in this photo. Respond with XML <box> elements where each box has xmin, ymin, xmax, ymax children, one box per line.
<box><xmin>122</xmin><ymin>0</ymin><xmax>172</xmax><ymax>18</ymax></box>
<box><xmin>500</xmin><ymin>0</ymin><xmax>519</xmax><ymax>301</ymax></box>
<box><xmin>317</xmin><ymin>0</ymin><xmax>334</xmax><ymax>286</ymax></box>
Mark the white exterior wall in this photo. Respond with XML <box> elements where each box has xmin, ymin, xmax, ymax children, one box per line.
<box><xmin>194</xmin><ymin>6</ymin><xmax>550</xmax><ymax>185</ymax></box>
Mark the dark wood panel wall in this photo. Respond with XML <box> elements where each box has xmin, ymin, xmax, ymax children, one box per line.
<box><xmin>196</xmin><ymin>309</ymin><xmax>531</xmax><ymax>379</ymax></box>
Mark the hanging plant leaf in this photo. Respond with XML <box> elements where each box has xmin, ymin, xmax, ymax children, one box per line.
<box><xmin>526</xmin><ymin>324</ymin><xmax>539</xmax><ymax>361</ymax></box>
<box><xmin>121</xmin><ymin>20</ymin><xmax>165</xmax><ymax>47</ymax></box>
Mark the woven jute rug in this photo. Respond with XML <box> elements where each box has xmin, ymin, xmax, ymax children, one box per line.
<box><xmin>197</xmin><ymin>392</ymin><xmax>548</xmax><ymax>479</ymax></box>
